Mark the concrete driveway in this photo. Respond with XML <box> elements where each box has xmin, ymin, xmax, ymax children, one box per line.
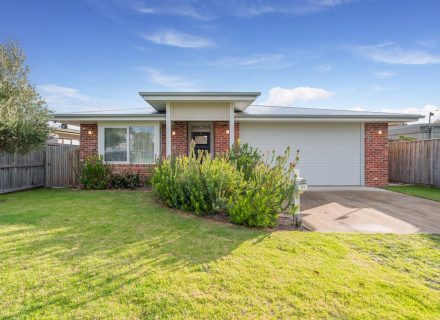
<box><xmin>301</xmin><ymin>188</ymin><xmax>440</xmax><ymax>233</ymax></box>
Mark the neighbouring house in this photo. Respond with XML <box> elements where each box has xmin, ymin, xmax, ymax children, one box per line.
<box><xmin>48</xmin><ymin>124</ymin><xmax>80</xmax><ymax>145</ymax></box>
<box><xmin>389</xmin><ymin>122</ymin><xmax>440</xmax><ymax>141</ymax></box>
<box><xmin>53</xmin><ymin>92</ymin><xmax>423</xmax><ymax>187</ymax></box>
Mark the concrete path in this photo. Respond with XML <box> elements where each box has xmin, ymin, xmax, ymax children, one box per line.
<box><xmin>301</xmin><ymin>188</ymin><xmax>440</xmax><ymax>233</ymax></box>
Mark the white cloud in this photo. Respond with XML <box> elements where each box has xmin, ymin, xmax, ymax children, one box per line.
<box><xmin>417</xmin><ymin>38</ymin><xmax>438</xmax><ymax>49</ymax></box>
<box><xmin>126</xmin><ymin>0</ymin><xmax>353</xmax><ymax>19</ymax></box>
<box><xmin>141</xmin><ymin>30</ymin><xmax>214</xmax><ymax>48</ymax></box>
<box><xmin>210</xmin><ymin>54</ymin><xmax>289</xmax><ymax>69</ymax></box>
<box><xmin>265</xmin><ymin>86</ymin><xmax>335</xmax><ymax>106</ymax></box>
<box><xmin>142</xmin><ymin>68</ymin><xmax>199</xmax><ymax>90</ymax></box>
<box><xmin>381</xmin><ymin>104</ymin><xmax>439</xmax><ymax>124</ymax></box>
<box><xmin>374</xmin><ymin>70</ymin><xmax>397</xmax><ymax>79</ymax></box>
<box><xmin>356</xmin><ymin>42</ymin><xmax>440</xmax><ymax>65</ymax></box>
<box><xmin>37</xmin><ymin>84</ymin><xmax>137</xmax><ymax>113</ymax></box>
<box><xmin>350</xmin><ymin>106</ymin><xmax>365</xmax><ymax>111</ymax></box>
<box><xmin>371</xmin><ymin>85</ymin><xmax>397</xmax><ymax>93</ymax></box>
<box><xmin>37</xmin><ymin>84</ymin><xmax>90</xmax><ymax>102</ymax></box>
<box><xmin>135</xmin><ymin>3</ymin><xmax>210</xmax><ymax>20</ymax></box>
<box><xmin>314</xmin><ymin>63</ymin><xmax>333</xmax><ymax>73</ymax></box>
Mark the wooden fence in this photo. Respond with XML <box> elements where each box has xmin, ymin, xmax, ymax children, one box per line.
<box><xmin>389</xmin><ymin>139</ymin><xmax>440</xmax><ymax>187</ymax></box>
<box><xmin>0</xmin><ymin>144</ymin><xmax>79</xmax><ymax>194</ymax></box>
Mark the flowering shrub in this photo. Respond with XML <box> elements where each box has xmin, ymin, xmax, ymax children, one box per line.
<box><xmin>151</xmin><ymin>143</ymin><xmax>299</xmax><ymax>228</ymax></box>
<box><xmin>151</xmin><ymin>144</ymin><xmax>242</xmax><ymax>215</ymax></box>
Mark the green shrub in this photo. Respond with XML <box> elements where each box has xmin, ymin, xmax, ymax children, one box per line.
<box><xmin>152</xmin><ymin>143</ymin><xmax>300</xmax><ymax>228</ymax></box>
<box><xmin>152</xmin><ymin>145</ymin><xmax>242</xmax><ymax>216</ymax></box>
<box><xmin>109</xmin><ymin>173</ymin><xmax>143</xmax><ymax>189</ymax></box>
<box><xmin>229</xmin><ymin>141</ymin><xmax>262</xmax><ymax>180</ymax></box>
<box><xmin>80</xmin><ymin>155</ymin><xmax>110</xmax><ymax>190</ymax></box>
<box><xmin>228</xmin><ymin>148</ymin><xmax>299</xmax><ymax>228</ymax></box>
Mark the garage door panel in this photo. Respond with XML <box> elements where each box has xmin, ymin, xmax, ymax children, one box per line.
<box><xmin>239</xmin><ymin>123</ymin><xmax>362</xmax><ymax>186</ymax></box>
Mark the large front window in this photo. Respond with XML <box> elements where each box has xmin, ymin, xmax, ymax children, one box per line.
<box><xmin>104</xmin><ymin>126</ymin><xmax>155</xmax><ymax>163</ymax></box>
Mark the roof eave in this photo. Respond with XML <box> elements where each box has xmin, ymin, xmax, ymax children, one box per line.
<box><xmin>235</xmin><ymin>113</ymin><xmax>424</xmax><ymax>122</ymax></box>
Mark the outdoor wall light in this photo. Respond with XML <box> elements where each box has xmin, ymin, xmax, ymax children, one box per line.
<box><xmin>226</xmin><ymin>129</ymin><xmax>230</xmax><ymax>134</ymax></box>
<box><xmin>172</xmin><ymin>131</ymin><xmax>176</xmax><ymax>136</ymax></box>
<box><xmin>87</xmin><ymin>130</ymin><xmax>92</xmax><ymax>135</ymax></box>
<box><xmin>378</xmin><ymin>129</ymin><xmax>383</xmax><ymax>135</ymax></box>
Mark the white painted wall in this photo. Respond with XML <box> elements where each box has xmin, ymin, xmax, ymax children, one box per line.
<box><xmin>240</xmin><ymin>122</ymin><xmax>363</xmax><ymax>186</ymax></box>
<box><xmin>170</xmin><ymin>102</ymin><xmax>230</xmax><ymax>121</ymax></box>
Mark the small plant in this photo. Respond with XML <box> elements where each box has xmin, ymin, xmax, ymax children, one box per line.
<box><xmin>108</xmin><ymin>173</ymin><xmax>143</xmax><ymax>189</ymax></box>
<box><xmin>79</xmin><ymin>155</ymin><xmax>110</xmax><ymax>190</ymax></box>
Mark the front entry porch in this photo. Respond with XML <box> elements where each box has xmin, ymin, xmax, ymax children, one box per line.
<box><xmin>160</xmin><ymin>121</ymin><xmax>239</xmax><ymax>158</ymax></box>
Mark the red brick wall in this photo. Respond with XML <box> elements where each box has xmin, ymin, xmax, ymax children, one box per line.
<box><xmin>108</xmin><ymin>164</ymin><xmax>154</xmax><ymax>177</ymax></box>
<box><xmin>213</xmin><ymin>121</ymin><xmax>240</xmax><ymax>156</ymax></box>
<box><xmin>79</xmin><ymin>123</ymin><xmax>152</xmax><ymax>177</ymax></box>
<box><xmin>79</xmin><ymin>124</ymin><xmax>98</xmax><ymax>163</ymax></box>
<box><xmin>171</xmin><ymin>121</ymin><xmax>188</xmax><ymax>156</ymax></box>
<box><xmin>365</xmin><ymin>123</ymin><xmax>389</xmax><ymax>187</ymax></box>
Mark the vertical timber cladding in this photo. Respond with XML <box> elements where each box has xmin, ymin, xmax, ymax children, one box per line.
<box><xmin>239</xmin><ymin>122</ymin><xmax>363</xmax><ymax>186</ymax></box>
<box><xmin>46</xmin><ymin>144</ymin><xmax>80</xmax><ymax>188</ymax></box>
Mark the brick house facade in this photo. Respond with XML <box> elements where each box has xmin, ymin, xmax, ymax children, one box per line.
<box><xmin>79</xmin><ymin>121</ymin><xmax>389</xmax><ymax>186</ymax></box>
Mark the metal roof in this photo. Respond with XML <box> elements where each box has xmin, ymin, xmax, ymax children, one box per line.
<box><xmin>236</xmin><ymin>105</ymin><xmax>423</xmax><ymax>122</ymax></box>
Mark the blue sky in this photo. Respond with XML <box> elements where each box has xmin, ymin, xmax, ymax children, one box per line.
<box><xmin>1</xmin><ymin>0</ymin><xmax>440</xmax><ymax>122</ymax></box>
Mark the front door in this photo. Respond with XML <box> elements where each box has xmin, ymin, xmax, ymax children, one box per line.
<box><xmin>191</xmin><ymin>132</ymin><xmax>211</xmax><ymax>156</ymax></box>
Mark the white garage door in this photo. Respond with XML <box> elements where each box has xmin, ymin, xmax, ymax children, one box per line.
<box><xmin>239</xmin><ymin>123</ymin><xmax>363</xmax><ymax>186</ymax></box>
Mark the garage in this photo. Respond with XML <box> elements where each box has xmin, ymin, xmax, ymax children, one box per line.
<box><xmin>239</xmin><ymin>122</ymin><xmax>363</xmax><ymax>186</ymax></box>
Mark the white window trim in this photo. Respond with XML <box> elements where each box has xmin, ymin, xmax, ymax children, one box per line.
<box><xmin>98</xmin><ymin>122</ymin><xmax>160</xmax><ymax>164</ymax></box>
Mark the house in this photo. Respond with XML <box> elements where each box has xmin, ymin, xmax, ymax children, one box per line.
<box><xmin>389</xmin><ymin>122</ymin><xmax>440</xmax><ymax>140</ymax></box>
<box><xmin>53</xmin><ymin>92</ymin><xmax>423</xmax><ymax>187</ymax></box>
<box><xmin>48</xmin><ymin>124</ymin><xmax>80</xmax><ymax>145</ymax></box>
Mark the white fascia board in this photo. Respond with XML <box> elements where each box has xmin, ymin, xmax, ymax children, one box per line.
<box><xmin>235</xmin><ymin>117</ymin><xmax>420</xmax><ymax>123</ymax></box>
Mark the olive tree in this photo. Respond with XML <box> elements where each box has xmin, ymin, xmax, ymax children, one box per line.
<box><xmin>0</xmin><ymin>41</ymin><xmax>52</xmax><ymax>154</ymax></box>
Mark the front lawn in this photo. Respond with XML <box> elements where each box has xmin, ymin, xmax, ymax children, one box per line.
<box><xmin>0</xmin><ymin>190</ymin><xmax>439</xmax><ymax>319</ymax></box>
<box><xmin>386</xmin><ymin>185</ymin><xmax>440</xmax><ymax>202</ymax></box>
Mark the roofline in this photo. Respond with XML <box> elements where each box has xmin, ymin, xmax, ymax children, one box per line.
<box><xmin>52</xmin><ymin>113</ymin><xmax>165</xmax><ymax>124</ymax></box>
<box><xmin>53</xmin><ymin>113</ymin><xmax>164</xmax><ymax>118</ymax></box>
<box><xmin>139</xmin><ymin>91</ymin><xmax>261</xmax><ymax>97</ymax></box>
<box><xmin>236</xmin><ymin>113</ymin><xmax>424</xmax><ymax>122</ymax></box>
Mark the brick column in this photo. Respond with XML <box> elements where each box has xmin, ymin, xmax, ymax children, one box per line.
<box><xmin>79</xmin><ymin>124</ymin><xmax>98</xmax><ymax>163</ymax></box>
<box><xmin>161</xmin><ymin>122</ymin><xmax>188</xmax><ymax>157</ymax></box>
<box><xmin>365</xmin><ymin>123</ymin><xmax>389</xmax><ymax>187</ymax></box>
<box><xmin>214</xmin><ymin>121</ymin><xmax>240</xmax><ymax>156</ymax></box>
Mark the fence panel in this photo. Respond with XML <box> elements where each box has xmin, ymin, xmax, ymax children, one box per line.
<box><xmin>45</xmin><ymin>144</ymin><xmax>80</xmax><ymax>188</ymax></box>
<box><xmin>0</xmin><ymin>149</ymin><xmax>46</xmax><ymax>194</ymax></box>
<box><xmin>389</xmin><ymin>139</ymin><xmax>440</xmax><ymax>187</ymax></box>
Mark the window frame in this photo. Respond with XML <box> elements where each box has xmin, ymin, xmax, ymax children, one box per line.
<box><xmin>98</xmin><ymin>122</ymin><xmax>160</xmax><ymax>165</ymax></box>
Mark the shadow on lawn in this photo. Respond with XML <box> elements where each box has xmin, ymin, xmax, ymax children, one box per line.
<box><xmin>0</xmin><ymin>189</ymin><xmax>268</xmax><ymax>318</ymax></box>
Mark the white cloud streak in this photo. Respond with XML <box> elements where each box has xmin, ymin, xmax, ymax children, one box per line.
<box><xmin>130</xmin><ymin>0</ymin><xmax>352</xmax><ymax>19</ymax></box>
<box><xmin>141</xmin><ymin>68</ymin><xmax>200</xmax><ymax>90</ymax></box>
<box><xmin>374</xmin><ymin>70</ymin><xmax>397</xmax><ymax>79</ymax></box>
<box><xmin>37</xmin><ymin>84</ymin><xmax>133</xmax><ymax>113</ymax></box>
<box><xmin>356</xmin><ymin>42</ymin><xmax>440</xmax><ymax>65</ymax></box>
<box><xmin>209</xmin><ymin>54</ymin><xmax>289</xmax><ymax>69</ymax></box>
<box><xmin>265</xmin><ymin>86</ymin><xmax>335</xmax><ymax>106</ymax></box>
<box><xmin>141</xmin><ymin>30</ymin><xmax>214</xmax><ymax>48</ymax></box>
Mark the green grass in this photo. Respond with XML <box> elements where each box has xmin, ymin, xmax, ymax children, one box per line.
<box><xmin>386</xmin><ymin>185</ymin><xmax>440</xmax><ymax>202</ymax></box>
<box><xmin>0</xmin><ymin>189</ymin><xmax>439</xmax><ymax>319</ymax></box>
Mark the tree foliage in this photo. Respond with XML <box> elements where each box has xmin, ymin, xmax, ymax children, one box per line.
<box><xmin>0</xmin><ymin>41</ymin><xmax>52</xmax><ymax>153</ymax></box>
